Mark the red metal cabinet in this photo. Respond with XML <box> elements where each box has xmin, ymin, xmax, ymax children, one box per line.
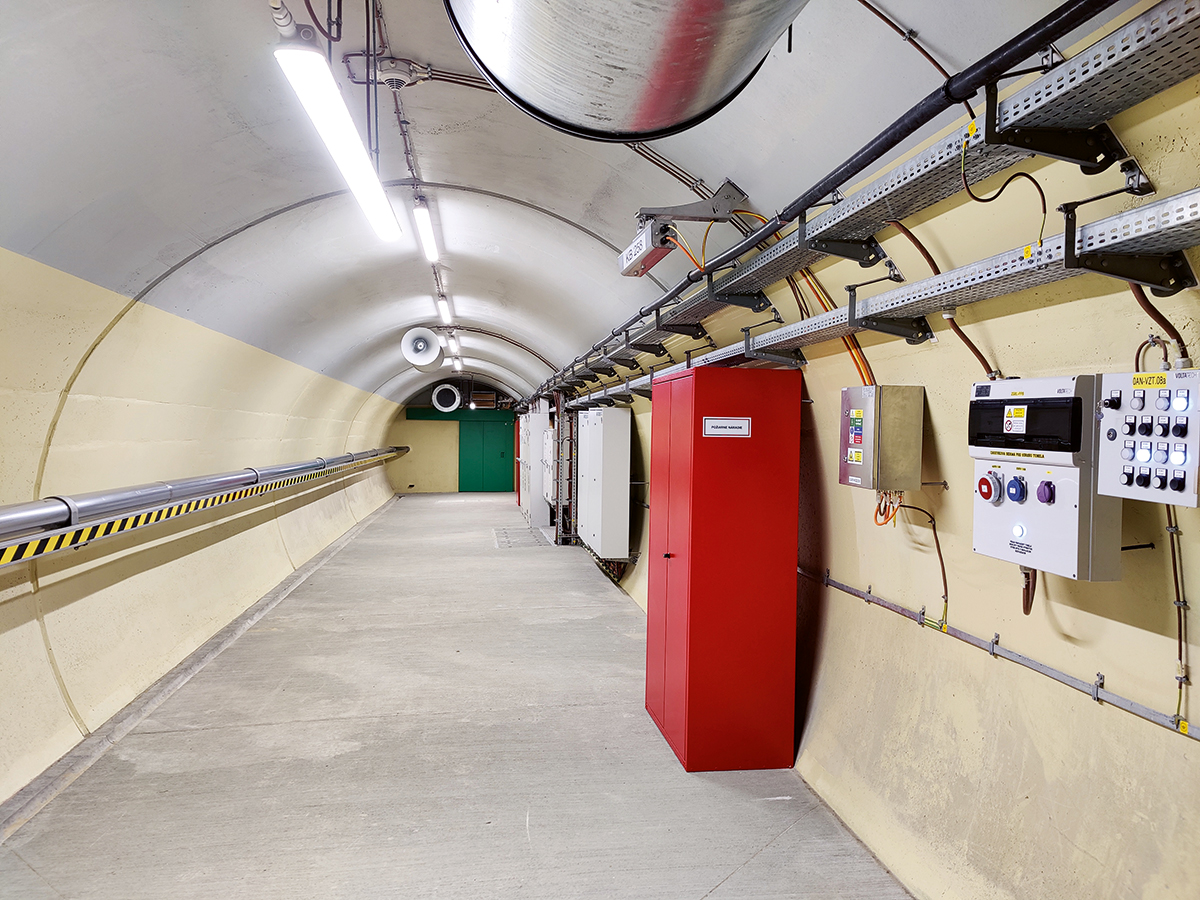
<box><xmin>645</xmin><ymin>366</ymin><xmax>802</xmax><ymax>771</ymax></box>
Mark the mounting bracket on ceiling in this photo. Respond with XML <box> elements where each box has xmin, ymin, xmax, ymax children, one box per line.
<box><xmin>983</xmin><ymin>82</ymin><xmax>1127</xmax><ymax>176</ymax></box>
<box><xmin>845</xmin><ymin>262</ymin><xmax>933</xmax><ymax>345</ymax></box>
<box><xmin>1058</xmin><ymin>179</ymin><xmax>1196</xmax><ymax>297</ymax></box>
<box><xmin>630</xmin><ymin>340</ymin><xmax>668</xmax><ymax>356</ymax></box>
<box><xmin>655</xmin><ymin>308</ymin><xmax>707</xmax><ymax>339</ymax></box>
<box><xmin>637</xmin><ymin>180</ymin><xmax>749</xmax><ymax>224</ymax></box>
<box><xmin>705</xmin><ymin>273</ymin><xmax>772</xmax><ymax>313</ymax></box>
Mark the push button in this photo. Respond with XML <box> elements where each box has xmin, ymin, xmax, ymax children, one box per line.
<box><xmin>1131</xmin><ymin>390</ymin><xmax>1145</xmax><ymax>411</ymax></box>
<box><xmin>1174</xmin><ymin>389</ymin><xmax>1190</xmax><ymax>411</ymax></box>
<box><xmin>1171</xmin><ymin>471</ymin><xmax>1187</xmax><ymax>492</ymax></box>
<box><xmin>1136</xmin><ymin>442</ymin><xmax>1152</xmax><ymax>463</ymax></box>
<box><xmin>1154</xmin><ymin>470</ymin><xmax>1169</xmax><ymax>490</ymax></box>
<box><xmin>1173</xmin><ymin>418</ymin><xmax>1189</xmax><ymax>438</ymax></box>
<box><xmin>1119</xmin><ymin>468</ymin><xmax>1135</xmax><ymax>486</ymax></box>
<box><xmin>1136</xmin><ymin>469</ymin><xmax>1152</xmax><ymax>488</ymax></box>
<box><xmin>1156</xmin><ymin>417</ymin><xmax>1171</xmax><ymax>437</ymax></box>
<box><xmin>1171</xmin><ymin>444</ymin><xmax>1188</xmax><ymax>466</ymax></box>
<box><xmin>1155</xmin><ymin>444</ymin><xmax>1170</xmax><ymax>464</ymax></box>
<box><xmin>1123</xmin><ymin>416</ymin><xmax>1137</xmax><ymax>435</ymax></box>
<box><xmin>1157</xmin><ymin>390</ymin><xmax>1173</xmax><ymax>411</ymax></box>
<box><xmin>1138</xmin><ymin>417</ymin><xmax>1154</xmax><ymax>436</ymax></box>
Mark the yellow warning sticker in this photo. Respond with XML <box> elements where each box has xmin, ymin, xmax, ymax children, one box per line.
<box><xmin>1023</xmin><ymin>245</ymin><xmax>1034</xmax><ymax>259</ymax></box>
<box><xmin>967</xmin><ymin>121</ymin><xmax>977</xmax><ymax>137</ymax></box>
<box><xmin>846</xmin><ymin>449</ymin><xmax>864</xmax><ymax>466</ymax></box>
<box><xmin>1181</xmin><ymin>719</ymin><xmax>1190</xmax><ymax>735</ymax></box>
<box><xmin>1133</xmin><ymin>373</ymin><xmax>1168</xmax><ymax>388</ymax></box>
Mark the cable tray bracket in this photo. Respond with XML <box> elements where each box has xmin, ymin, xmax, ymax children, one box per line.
<box><xmin>705</xmin><ymin>272</ymin><xmax>771</xmax><ymax>312</ymax></box>
<box><xmin>846</xmin><ymin>285</ymin><xmax>932</xmax><ymax>345</ymax></box>
<box><xmin>655</xmin><ymin>309</ymin><xmax>707</xmax><ymax>339</ymax></box>
<box><xmin>1060</xmin><ymin>189</ymin><xmax>1197</xmax><ymax>297</ymax></box>
<box><xmin>983</xmin><ymin>82</ymin><xmax>1125</xmax><ymax>176</ymax></box>
<box><xmin>805</xmin><ymin>235</ymin><xmax>886</xmax><ymax>267</ymax></box>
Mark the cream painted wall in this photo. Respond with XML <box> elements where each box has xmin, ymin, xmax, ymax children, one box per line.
<box><xmin>0</xmin><ymin>249</ymin><xmax>401</xmax><ymax>803</ymax></box>
<box><xmin>386</xmin><ymin>413</ymin><xmax>460</xmax><ymax>493</ymax></box>
<box><xmin>614</xmin><ymin>7</ymin><xmax>1200</xmax><ymax>896</ymax></box>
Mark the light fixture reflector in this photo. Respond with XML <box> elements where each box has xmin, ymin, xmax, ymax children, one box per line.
<box><xmin>437</xmin><ymin>297</ymin><xmax>453</xmax><ymax>324</ymax></box>
<box><xmin>448</xmin><ymin>335</ymin><xmax>460</xmax><ymax>355</ymax></box>
<box><xmin>274</xmin><ymin>44</ymin><xmax>401</xmax><ymax>242</ymax></box>
<box><xmin>453</xmin><ymin>358</ymin><xmax>463</xmax><ymax>371</ymax></box>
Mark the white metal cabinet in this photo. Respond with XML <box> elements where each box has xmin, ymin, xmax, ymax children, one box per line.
<box><xmin>576</xmin><ymin>408</ymin><xmax>631</xmax><ymax>559</ymax></box>
<box><xmin>518</xmin><ymin>412</ymin><xmax>551</xmax><ymax>528</ymax></box>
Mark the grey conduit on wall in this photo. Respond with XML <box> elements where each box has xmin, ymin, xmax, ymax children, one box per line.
<box><xmin>801</xmin><ymin>568</ymin><xmax>1198</xmax><ymax>742</ymax></box>
<box><xmin>0</xmin><ymin>448</ymin><xmax>405</xmax><ymax>545</ymax></box>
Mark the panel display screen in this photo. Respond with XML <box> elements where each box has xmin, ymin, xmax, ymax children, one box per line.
<box><xmin>968</xmin><ymin>397</ymin><xmax>1083</xmax><ymax>453</ymax></box>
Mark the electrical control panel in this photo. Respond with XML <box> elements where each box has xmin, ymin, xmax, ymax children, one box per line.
<box><xmin>839</xmin><ymin>385</ymin><xmax>924</xmax><ymax>491</ymax></box>
<box><xmin>541</xmin><ymin>427</ymin><xmax>557</xmax><ymax>506</ymax></box>
<box><xmin>518</xmin><ymin>412</ymin><xmax>552</xmax><ymax>528</ymax></box>
<box><xmin>1096</xmin><ymin>369</ymin><xmax>1199</xmax><ymax>507</ymax></box>
<box><xmin>969</xmin><ymin>376</ymin><xmax>1120</xmax><ymax>581</ymax></box>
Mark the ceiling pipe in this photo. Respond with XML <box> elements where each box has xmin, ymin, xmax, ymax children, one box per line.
<box><xmin>434</xmin><ymin>325</ymin><xmax>558</xmax><ymax>370</ymax></box>
<box><xmin>444</xmin><ymin>0</ymin><xmax>813</xmax><ymax>142</ymax></box>
<box><xmin>531</xmin><ymin>0</ymin><xmax>1121</xmax><ymax>399</ymax></box>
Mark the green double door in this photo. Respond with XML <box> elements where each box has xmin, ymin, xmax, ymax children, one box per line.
<box><xmin>458</xmin><ymin>421</ymin><xmax>514</xmax><ymax>492</ymax></box>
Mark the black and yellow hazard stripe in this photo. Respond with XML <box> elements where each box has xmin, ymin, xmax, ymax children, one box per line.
<box><xmin>0</xmin><ymin>453</ymin><xmax>397</xmax><ymax>570</ymax></box>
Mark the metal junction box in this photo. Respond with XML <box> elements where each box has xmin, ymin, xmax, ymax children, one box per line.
<box><xmin>968</xmin><ymin>376</ymin><xmax>1120</xmax><ymax>581</ymax></box>
<box><xmin>1096</xmin><ymin>369</ymin><xmax>1199</xmax><ymax>507</ymax></box>
<box><xmin>839</xmin><ymin>385</ymin><xmax>924</xmax><ymax>491</ymax></box>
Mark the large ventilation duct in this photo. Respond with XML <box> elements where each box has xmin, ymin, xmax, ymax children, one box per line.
<box><xmin>443</xmin><ymin>0</ymin><xmax>811</xmax><ymax>142</ymax></box>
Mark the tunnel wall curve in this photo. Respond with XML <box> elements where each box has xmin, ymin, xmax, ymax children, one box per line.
<box><xmin>0</xmin><ymin>247</ymin><xmax>403</xmax><ymax>802</ymax></box>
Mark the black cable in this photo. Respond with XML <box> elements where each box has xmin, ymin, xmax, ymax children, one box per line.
<box><xmin>961</xmin><ymin>141</ymin><xmax>1047</xmax><ymax>246</ymax></box>
<box><xmin>896</xmin><ymin>504</ymin><xmax>949</xmax><ymax>615</ymax></box>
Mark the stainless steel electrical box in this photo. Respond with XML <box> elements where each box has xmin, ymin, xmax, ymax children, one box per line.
<box><xmin>839</xmin><ymin>385</ymin><xmax>924</xmax><ymax>491</ymax></box>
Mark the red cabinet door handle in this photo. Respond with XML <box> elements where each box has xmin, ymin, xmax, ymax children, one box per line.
<box><xmin>663</xmin><ymin>552</ymin><xmax>673</xmax><ymax>558</ymax></box>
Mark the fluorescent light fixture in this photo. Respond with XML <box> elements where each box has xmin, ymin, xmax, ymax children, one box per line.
<box><xmin>453</xmin><ymin>358</ymin><xmax>463</xmax><ymax>371</ymax></box>
<box><xmin>437</xmin><ymin>296</ymin><xmax>453</xmax><ymax>324</ymax></box>
<box><xmin>447</xmin><ymin>335</ymin><xmax>460</xmax><ymax>355</ymax></box>
<box><xmin>437</xmin><ymin>333</ymin><xmax>447</xmax><ymax>348</ymax></box>
<box><xmin>274</xmin><ymin>43</ymin><xmax>401</xmax><ymax>242</ymax></box>
<box><xmin>413</xmin><ymin>199</ymin><xmax>439</xmax><ymax>262</ymax></box>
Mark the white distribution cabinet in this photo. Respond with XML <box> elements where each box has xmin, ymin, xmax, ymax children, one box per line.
<box><xmin>577</xmin><ymin>407</ymin><xmax>631</xmax><ymax>559</ymax></box>
<box><xmin>518</xmin><ymin>412</ymin><xmax>551</xmax><ymax>528</ymax></box>
<box><xmin>968</xmin><ymin>376</ymin><xmax>1120</xmax><ymax>581</ymax></box>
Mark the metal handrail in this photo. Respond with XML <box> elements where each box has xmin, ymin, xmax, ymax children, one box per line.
<box><xmin>0</xmin><ymin>448</ymin><xmax>405</xmax><ymax>543</ymax></box>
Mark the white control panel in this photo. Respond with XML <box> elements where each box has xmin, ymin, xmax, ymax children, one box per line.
<box><xmin>968</xmin><ymin>376</ymin><xmax>1120</xmax><ymax>581</ymax></box>
<box><xmin>1096</xmin><ymin>369</ymin><xmax>1199</xmax><ymax>507</ymax></box>
<box><xmin>541</xmin><ymin>427</ymin><xmax>557</xmax><ymax>506</ymax></box>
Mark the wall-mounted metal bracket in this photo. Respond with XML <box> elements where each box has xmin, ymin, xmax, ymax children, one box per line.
<box><xmin>805</xmin><ymin>235</ymin><xmax>886</xmax><ymax>267</ymax></box>
<box><xmin>594</xmin><ymin>397</ymin><xmax>617</xmax><ymax>407</ymax></box>
<box><xmin>655</xmin><ymin>309</ymin><xmax>707</xmax><ymax>338</ymax></box>
<box><xmin>741</xmin><ymin>311</ymin><xmax>805</xmax><ymax>368</ymax></box>
<box><xmin>984</xmin><ymin>82</ymin><xmax>1125</xmax><ymax>175</ymax></box>
<box><xmin>578</xmin><ymin>369</ymin><xmax>600</xmax><ymax>383</ymax></box>
<box><xmin>638</xmin><ymin>179</ymin><xmax>749</xmax><ymax>224</ymax></box>
<box><xmin>1092</xmin><ymin>672</ymin><xmax>1105</xmax><ymax>703</ymax></box>
<box><xmin>630</xmin><ymin>341</ymin><xmax>668</xmax><ymax>356</ymax></box>
<box><xmin>590</xmin><ymin>361</ymin><xmax>617</xmax><ymax>377</ymax></box>
<box><xmin>706</xmin><ymin>272</ymin><xmax>771</xmax><ymax>312</ymax></box>
<box><xmin>632</xmin><ymin>385</ymin><xmax>653</xmax><ymax>399</ymax></box>
<box><xmin>1059</xmin><ymin>198</ymin><xmax>1196</xmax><ymax>297</ymax></box>
<box><xmin>845</xmin><ymin>264</ymin><xmax>933</xmax><ymax>345</ymax></box>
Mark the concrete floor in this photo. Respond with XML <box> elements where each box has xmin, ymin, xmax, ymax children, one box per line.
<box><xmin>1</xmin><ymin>494</ymin><xmax>911</xmax><ymax>899</ymax></box>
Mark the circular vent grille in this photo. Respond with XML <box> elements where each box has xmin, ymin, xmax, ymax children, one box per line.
<box><xmin>432</xmin><ymin>384</ymin><xmax>462</xmax><ymax>412</ymax></box>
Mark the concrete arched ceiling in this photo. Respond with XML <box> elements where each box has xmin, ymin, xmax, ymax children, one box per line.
<box><xmin>1</xmin><ymin>0</ymin><xmax>1136</xmax><ymax>399</ymax></box>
